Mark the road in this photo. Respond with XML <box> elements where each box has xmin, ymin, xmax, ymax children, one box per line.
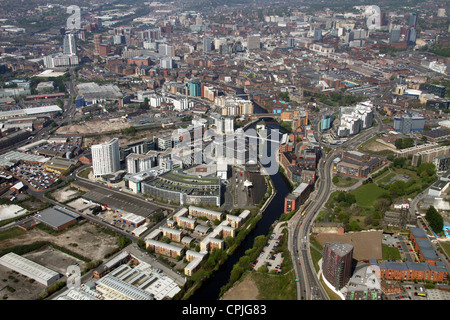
<box><xmin>290</xmin><ymin>112</ymin><xmax>385</xmax><ymax>300</ymax></box>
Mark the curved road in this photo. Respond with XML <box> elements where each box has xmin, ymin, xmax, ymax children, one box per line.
<box><xmin>290</xmin><ymin>111</ymin><xmax>385</xmax><ymax>300</ymax></box>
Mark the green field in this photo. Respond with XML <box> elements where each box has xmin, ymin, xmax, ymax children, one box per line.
<box><xmin>382</xmin><ymin>244</ymin><xmax>402</xmax><ymax>261</ymax></box>
<box><xmin>351</xmin><ymin>183</ymin><xmax>385</xmax><ymax>207</ymax></box>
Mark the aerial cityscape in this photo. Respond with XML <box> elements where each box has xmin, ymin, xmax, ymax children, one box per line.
<box><xmin>0</xmin><ymin>0</ymin><xmax>449</xmax><ymax>306</ymax></box>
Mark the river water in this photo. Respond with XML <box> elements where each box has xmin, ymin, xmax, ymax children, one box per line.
<box><xmin>189</xmin><ymin>119</ymin><xmax>291</xmax><ymax>300</ymax></box>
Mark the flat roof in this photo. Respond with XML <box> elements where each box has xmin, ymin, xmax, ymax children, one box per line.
<box><xmin>35</xmin><ymin>206</ymin><xmax>79</xmax><ymax>229</ymax></box>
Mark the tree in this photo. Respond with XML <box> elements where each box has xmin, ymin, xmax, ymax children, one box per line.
<box><xmin>389</xmin><ymin>180</ymin><xmax>407</xmax><ymax>198</ymax></box>
<box><xmin>426</xmin><ymin>206</ymin><xmax>443</xmax><ymax>233</ymax></box>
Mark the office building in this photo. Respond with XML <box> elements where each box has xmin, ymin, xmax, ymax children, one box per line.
<box><xmin>91</xmin><ymin>138</ymin><xmax>121</xmax><ymax>177</ymax></box>
<box><xmin>313</xmin><ymin>28</ymin><xmax>323</xmax><ymax>41</ymax></box>
<box><xmin>203</xmin><ymin>37</ymin><xmax>213</xmax><ymax>53</ymax></box>
<box><xmin>247</xmin><ymin>34</ymin><xmax>260</xmax><ymax>50</ymax></box>
<box><xmin>126</xmin><ymin>153</ymin><xmax>157</xmax><ymax>174</ymax></box>
<box><xmin>393</xmin><ymin>113</ymin><xmax>425</xmax><ymax>134</ymax></box>
<box><xmin>43</xmin><ymin>53</ymin><xmax>79</xmax><ymax>68</ymax></box>
<box><xmin>94</xmin><ymin>34</ymin><xmax>102</xmax><ymax>55</ymax></box>
<box><xmin>322</xmin><ymin>242</ymin><xmax>354</xmax><ymax>290</ymax></box>
<box><xmin>390</xmin><ymin>26</ymin><xmax>402</xmax><ymax>44</ymax></box>
<box><xmin>409</xmin><ymin>12</ymin><xmax>417</xmax><ymax>27</ymax></box>
<box><xmin>406</xmin><ymin>27</ymin><xmax>417</xmax><ymax>46</ymax></box>
<box><xmin>63</xmin><ymin>33</ymin><xmax>77</xmax><ymax>55</ymax></box>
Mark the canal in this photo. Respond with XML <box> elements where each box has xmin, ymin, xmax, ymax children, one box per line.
<box><xmin>189</xmin><ymin>119</ymin><xmax>292</xmax><ymax>300</ymax></box>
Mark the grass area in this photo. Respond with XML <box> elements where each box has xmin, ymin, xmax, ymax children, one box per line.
<box><xmin>0</xmin><ymin>227</ymin><xmax>26</xmax><ymax>241</ymax></box>
<box><xmin>77</xmin><ymin>167</ymin><xmax>92</xmax><ymax>179</ymax></box>
<box><xmin>377</xmin><ymin>172</ymin><xmax>396</xmax><ymax>184</ymax></box>
<box><xmin>332</xmin><ymin>175</ymin><xmax>358</xmax><ymax>188</ymax></box>
<box><xmin>382</xmin><ymin>244</ymin><xmax>402</xmax><ymax>261</ymax></box>
<box><xmin>252</xmin><ymin>271</ymin><xmax>297</xmax><ymax>300</ymax></box>
<box><xmin>309</xmin><ymin>236</ymin><xmax>323</xmax><ymax>273</ymax></box>
<box><xmin>440</xmin><ymin>242</ymin><xmax>450</xmax><ymax>257</ymax></box>
<box><xmin>351</xmin><ymin>183</ymin><xmax>386</xmax><ymax>207</ymax></box>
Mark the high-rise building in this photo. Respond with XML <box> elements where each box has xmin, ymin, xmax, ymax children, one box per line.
<box><xmin>406</xmin><ymin>27</ymin><xmax>417</xmax><ymax>46</ymax></box>
<box><xmin>63</xmin><ymin>33</ymin><xmax>77</xmax><ymax>55</ymax></box>
<box><xmin>390</xmin><ymin>26</ymin><xmax>402</xmax><ymax>44</ymax></box>
<box><xmin>203</xmin><ymin>37</ymin><xmax>213</xmax><ymax>53</ymax></box>
<box><xmin>91</xmin><ymin>138</ymin><xmax>121</xmax><ymax>177</ymax></box>
<box><xmin>247</xmin><ymin>34</ymin><xmax>260</xmax><ymax>50</ymax></box>
<box><xmin>409</xmin><ymin>12</ymin><xmax>417</xmax><ymax>27</ymax></box>
<box><xmin>313</xmin><ymin>28</ymin><xmax>323</xmax><ymax>41</ymax></box>
<box><xmin>322</xmin><ymin>242</ymin><xmax>354</xmax><ymax>290</ymax></box>
<box><xmin>94</xmin><ymin>34</ymin><xmax>102</xmax><ymax>55</ymax></box>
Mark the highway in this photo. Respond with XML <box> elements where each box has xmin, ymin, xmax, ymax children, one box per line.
<box><xmin>290</xmin><ymin>111</ymin><xmax>385</xmax><ymax>300</ymax></box>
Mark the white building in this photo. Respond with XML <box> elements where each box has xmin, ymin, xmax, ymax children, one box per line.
<box><xmin>126</xmin><ymin>153</ymin><xmax>157</xmax><ymax>174</ymax></box>
<box><xmin>43</xmin><ymin>53</ymin><xmax>79</xmax><ymax>68</ymax></box>
<box><xmin>337</xmin><ymin>101</ymin><xmax>374</xmax><ymax>137</ymax></box>
<box><xmin>0</xmin><ymin>252</ymin><xmax>60</xmax><ymax>286</ymax></box>
<box><xmin>91</xmin><ymin>138</ymin><xmax>121</xmax><ymax>177</ymax></box>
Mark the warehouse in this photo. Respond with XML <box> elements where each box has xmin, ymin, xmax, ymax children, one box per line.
<box><xmin>0</xmin><ymin>252</ymin><xmax>60</xmax><ymax>286</ymax></box>
<box><xmin>34</xmin><ymin>206</ymin><xmax>80</xmax><ymax>231</ymax></box>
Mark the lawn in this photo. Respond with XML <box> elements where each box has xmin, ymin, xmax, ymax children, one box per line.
<box><xmin>382</xmin><ymin>244</ymin><xmax>402</xmax><ymax>261</ymax></box>
<box><xmin>351</xmin><ymin>183</ymin><xmax>385</xmax><ymax>207</ymax></box>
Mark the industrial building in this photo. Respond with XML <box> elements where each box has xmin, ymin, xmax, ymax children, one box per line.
<box><xmin>34</xmin><ymin>206</ymin><xmax>80</xmax><ymax>231</ymax></box>
<box><xmin>0</xmin><ymin>252</ymin><xmax>60</xmax><ymax>286</ymax></box>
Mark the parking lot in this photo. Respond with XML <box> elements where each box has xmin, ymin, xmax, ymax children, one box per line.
<box><xmin>9</xmin><ymin>163</ymin><xmax>60</xmax><ymax>190</ymax></box>
<box><xmin>252</xmin><ymin>228</ymin><xmax>285</xmax><ymax>273</ymax></box>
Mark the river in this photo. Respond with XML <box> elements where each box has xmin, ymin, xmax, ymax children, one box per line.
<box><xmin>189</xmin><ymin>119</ymin><xmax>291</xmax><ymax>300</ymax></box>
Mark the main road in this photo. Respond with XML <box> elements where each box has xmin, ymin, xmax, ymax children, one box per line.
<box><xmin>290</xmin><ymin>111</ymin><xmax>385</xmax><ymax>300</ymax></box>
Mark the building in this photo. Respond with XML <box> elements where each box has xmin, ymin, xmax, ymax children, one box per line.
<box><xmin>141</xmin><ymin>171</ymin><xmax>221</xmax><ymax>207</ymax></box>
<box><xmin>322</xmin><ymin>242</ymin><xmax>354</xmax><ymax>290</ymax></box>
<box><xmin>337</xmin><ymin>101</ymin><xmax>374</xmax><ymax>137</ymax></box>
<box><xmin>334</xmin><ymin>150</ymin><xmax>384</xmax><ymax>178</ymax></box>
<box><xmin>145</xmin><ymin>239</ymin><xmax>184</xmax><ymax>258</ymax></box>
<box><xmin>34</xmin><ymin>206</ymin><xmax>80</xmax><ymax>231</ymax></box>
<box><xmin>126</xmin><ymin>153</ymin><xmax>157</xmax><ymax>174</ymax></box>
<box><xmin>378</xmin><ymin>261</ymin><xmax>448</xmax><ymax>282</ymax></box>
<box><xmin>43</xmin><ymin>53</ymin><xmax>79</xmax><ymax>68</ymax></box>
<box><xmin>203</xmin><ymin>37</ymin><xmax>213</xmax><ymax>53</ymax></box>
<box><xmin>393</xmin><ymin>113</ymin><xmax>425</xmax><ymax>134</ymax></box>
<box><xmin>93</xmin><ymin>251</ymin><xmax>131</xmax><ymax>279</ymax></box>
<box><xmin>284</xmin><ymin>183</ymin><xmax>312</xmax><ymax>213</ymax></box>
<box><xmin>247</xmin><ymin>34</ymin><xmax>260</xmax><ymax>50</ymax></box>
<box><xmin>188</xmin><ymin>205</ymin><xmax>222</xmax><ymax>222</ymax></box>
<box><xmin>0</xmin><ymin>252</ymin><xmax>60</xmax><ymax>286</ymax></box>
<box><xmin>63</xmin><ymin>33</ymin><xmax>77</xmax><ymax>55</ymax></box>
<box><xmin>91</xmin><ymin>138</ymin><xmax>121</xmax><ymax>177</ymax></box>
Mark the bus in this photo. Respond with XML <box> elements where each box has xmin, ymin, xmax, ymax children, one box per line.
<box><xmin>415</xmin><ymin>292</ymin><xmax>427</xmax><ymax>297</ymax></box>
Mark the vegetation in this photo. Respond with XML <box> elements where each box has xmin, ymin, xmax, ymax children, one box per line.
<box><xmin>425</xmin><ymin>206</ymin><xmax>444</xmax><ymax>234</ymax></box>
<box><xmin>332</xmin><ymin>175</ymin><xmax>358</xmax><ymax>188</ymax></box>
<box><xmin>394</xmin><ymin>138</ymin><xmax>414</xmax><ymax>150</ymax></box>
<box><xmin>382</xmin><ymin>244</ymin><xmax>402</xmax><ymax>261</ymax></box>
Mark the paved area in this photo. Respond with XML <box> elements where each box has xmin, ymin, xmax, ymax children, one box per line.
<box><xmin>252</xmin><ymin>224</ymin><xmax>285</xmax><ymax>273</ymax></box>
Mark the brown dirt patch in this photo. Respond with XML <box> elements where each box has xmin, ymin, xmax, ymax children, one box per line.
<box><xmin>221</xmin><ymin>272</ymin><xmax>259</xmax><ymax>300</ymax></box>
